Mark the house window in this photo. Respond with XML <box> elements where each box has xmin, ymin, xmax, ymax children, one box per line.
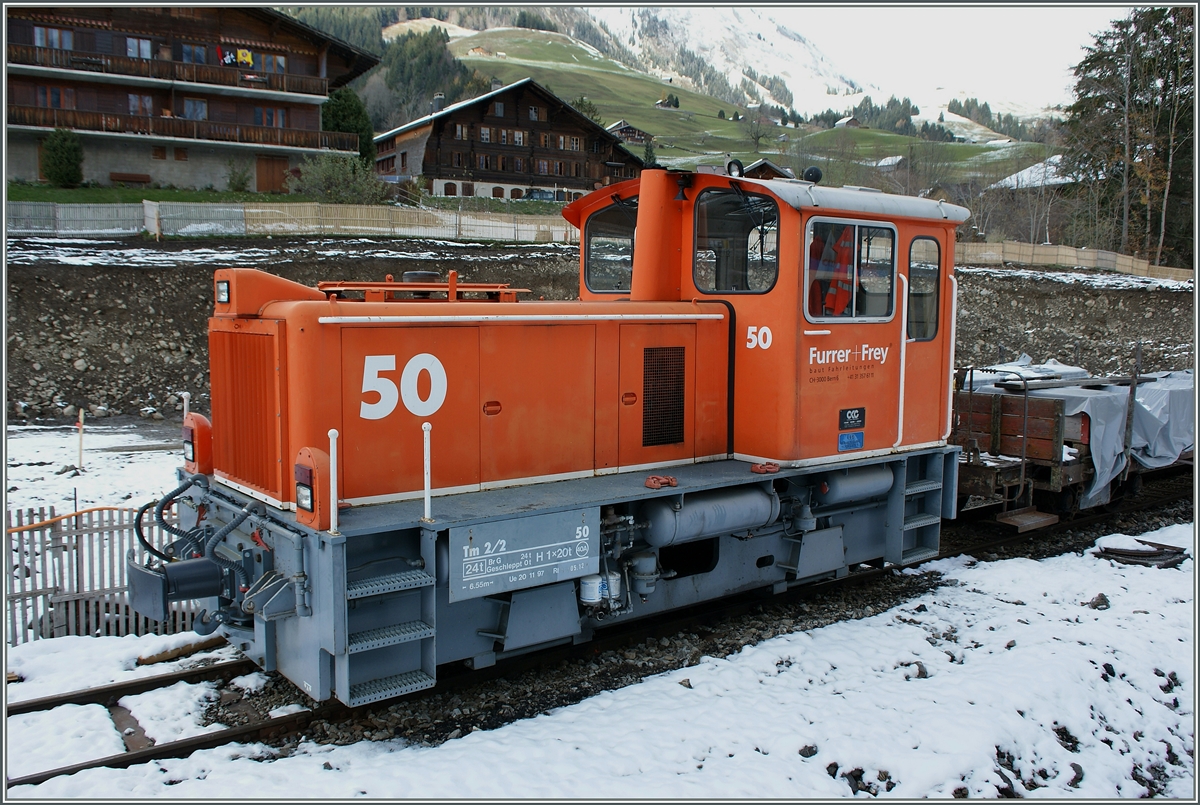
<box><xmin>558</xmin><ymin>135</ymin><xmax>565</xmax><ymax>150</ymax></box>
<box><xmin>127</xmin><ymin>37</ymin><xmax>152</xmax><ymax>59</ymax></box>
<box><xmin>540</xmin><ymin>133</ymin><xmax>550</xmax><ymax>148</ymax></box>
<box><xmin>480</xmin><ymin>127</ymin><xmax>491</xmax><ymax>143</ymax></box>
<box><xmin>400</xmin><ymin>151</ymin><xmax>408</xmax><ymax>172</ymax></box>
<box><xmin>554</xmin><ymin>161</ymin><xmax>564</xmax><ymax>176</ymax></box>
<box><xmin>259</xmin><ymin>53</ymin><xmax>286</xmax><ymax>73</ymax></box>
<box><xmin>453</xmin><ymin>152</ymin><xmax>463</xmax><ymax>168</ymax></box>
<box><xmin>128</xmin><ymin>93</ymin><xmax>153</xmax><ymax>116</ymax></box>
<box><xmin>174</xmin><ymin>148</ymin><xmax>188</xmax><ymax>161</ymax></box>
<box><xmin>528</xmin><ymin>106</ymin><xmax>539</xmax><ymax>121</ymax></box>
<box><xmin>152</xmin><ymin>146</ymin><xmax>167</xmax><ymax>160</ymax></box>
<box><xmin>36</xmin><ymin>86</ymin><xmax>75</xmax><ymax>109</ymax></box>
<box><xmin>477</xmin><ymin>154</ymin><xmax>491</xmax><ymax>170</ymax></box>
<box><xmin>514</xmin><ymin>158</ymin><xmax>524</xmax><ymax>172</ymax></box>
<box><xmin>182</xmin><ymin>44</ymin><xmax>207</xmax><ymax>64</ymax></box>
<box><xmin>445</xmin><ymin>182</ymin><xmax>457</xmax><ymax>196</ymax></box>
<box><xmin>573</xmin><ymin>162</ymin><xmax>581</xmax><ymax>177</ymax></box>
<box><xmin>34</xmin><ymin>26</ymin><xmax>73</xmax><ymax>50</ymax></box>
<box><xmin>570</xmin><ymin>136</ymin><xmax>581</xmax><ymax>151</ymax></box>
<box><xmin>494</xmin><ymin>101</ymin><xmax>504</xmax><ymax>117</ymax></box>
<box><xmin>514</xmin><ymin>130</ymin><xmax>524</xmax><ymax>146</ymax></box>
<box><xmin>254</xmin><ymin>107</ymin><xmax>286</xmax><ymax>127</ymax></box>
<box><xmin>455</xmin><ymin>124</ymin><xmax>467</xmax><ymax>140</ymax></box>
<box><xmin>379</xmin><ymin>156</ymin><xmax>395</xmax><ymax>172</ymax></box>
<box><xmin>500</xmin><ymin>129</ymin><xmax>508</xmax><ymax>145</ymax></box>
<box><xmin>537</xmin><ymin>159</ymin><xmax>549</xmax><ymax>175</ymax></box>
<box><xmin>182</xmin><ymin>98</ymin><xmax>207</xmax><ymax>120</ymax></box>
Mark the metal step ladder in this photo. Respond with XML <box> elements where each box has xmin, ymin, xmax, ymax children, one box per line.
<box><xmin>340</xmin><ymin>529</ymin><xmax>439</xmax><ymax>707</ymax></box>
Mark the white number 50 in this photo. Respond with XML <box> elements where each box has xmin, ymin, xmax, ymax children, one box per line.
<box><xmin>746</xmin><ymin>325</ymin><xmax>773</xmax><ymax>349</ymax></box>
<box><xmin>360</xmin><ymin>353</ymin><xmax>447</xmax><ymax>420</ymax></box>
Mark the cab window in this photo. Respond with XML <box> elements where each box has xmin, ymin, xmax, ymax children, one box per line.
<box><xmin>584</xmin><ymin>197</ymin><xmax>637</xmax><ymax>292</ymax></box>
<box><xmin>693</xmin><ymin>189</ymin><xmax>778</xmax><ymax>293</ymax></box>
<box><xmin>806</xmin><ymin>220</ymin><xmax>895</xmax><ymax>320</ymax></box>
<box><xmin>908</xmin><ymin>238</ymin><xmax>940</xmax><ymax>340</ymax></box>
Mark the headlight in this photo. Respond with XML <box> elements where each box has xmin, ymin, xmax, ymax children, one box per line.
<box><xmin>183</xmin><ymin>440</ymin><xmax>195</xmax><ymax>461</ymax></box>
<box><xmin>295</xmin><ymin>483</ymin><xmax>313</xmax><ymax>512</ymax></box>
<box><xmin>216</xmin><ymin>280</ymin><xmax>230</xmax><ymax>304</ymax></box>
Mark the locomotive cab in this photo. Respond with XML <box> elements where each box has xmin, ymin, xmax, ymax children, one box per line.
<box><xmin>566</xmin><ymin>169</ymin><xmax>969</xmax><ymax>465</ymax></box>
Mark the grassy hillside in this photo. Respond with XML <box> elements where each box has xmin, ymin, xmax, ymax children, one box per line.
<box><xmin>450</xmin><ymin>27</ymin><xmax>1054</xmax><ymax>184</ymax></box>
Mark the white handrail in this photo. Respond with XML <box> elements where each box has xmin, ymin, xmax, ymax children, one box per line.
<box><xmin>327</xmin><ymin>429</ymin><xmax>340</xmax><ymax>535</ymax></box>
<box><xmin>893</xmin><ymin>273</ymin><xmax>909</xmax><ymax>449</ymax></box>
<box><xmin>943</xmin><ymin>275</ymin><xmax>959</xmax><ymax>441</ymax></box>
<box><xmin>421</xmin><ymin>422</ymin><xmax>433</xmax><ymax>522</ymax></box>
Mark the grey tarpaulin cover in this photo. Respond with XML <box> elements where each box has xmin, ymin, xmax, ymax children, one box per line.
<box><xmin>964</xmin><ymin>363</ymin><xmax>1193</xmax><ymax>509</ymax></box>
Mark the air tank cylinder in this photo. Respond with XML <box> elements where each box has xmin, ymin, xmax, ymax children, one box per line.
<box><xmin>640</xmin><ymin>486</ymin><xmax>780</xmax><ymax>548</ymax></box>
<box><xmin>813</xmin><ymin>465</ymin><xmax>893</xmax><ymax>507</ymax></box>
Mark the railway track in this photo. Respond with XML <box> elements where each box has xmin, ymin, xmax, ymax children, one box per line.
<box><xmin>8</xmin><ymin>467</ymin><xmax>1191</xmax><ymax>789</ymax></box>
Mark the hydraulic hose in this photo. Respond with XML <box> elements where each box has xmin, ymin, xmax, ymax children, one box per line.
<box><xmin>154</xmin><ymin>478</ymin><xmax>198</xmax><ymax>539</ymax></box>
<box><xmin>134</xmin><ymin>500</ymin><xmax>173</xmax><ymax>563</ymax></box>
<box><xmin>203</xmin><ymin>502</ymin><xmax>258</xmax><ymax>592</ymax></box>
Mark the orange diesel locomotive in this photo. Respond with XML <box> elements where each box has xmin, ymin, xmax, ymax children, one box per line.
<box><xmin>129</xmin><ymin>168</ymin><xmax>970</xmax><ymax>706</ymax></box>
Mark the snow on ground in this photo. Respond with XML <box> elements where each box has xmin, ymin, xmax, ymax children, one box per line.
<box><xmin>6</xmin><ymin>422</ymin><xmax>186</xmax><ymax>512</ymax></box>
<box><xmin>5</xmin><ymin>525</ymin><xmax>1194</xmax><ymax>797</ymax></box>
<box><xmin>3</xmin><ymin>238</ymin><xmax>574</xmax><ymax>268</ymax></box>
<box><xmin>956</xmin><ymin>265</ymin><xmax>1194</xmax><ymax>292</ymax></box>
<box><xmin>4</xmin><ymin>411</ymin><xmax>1196</xmax><ymax>798</ymax></box>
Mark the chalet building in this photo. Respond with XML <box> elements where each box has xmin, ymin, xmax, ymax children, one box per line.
<box><xmin>6</xmin><ymin>7</ymin><xmax>377</xmax><ymax>192</ymax></box>
<box><xmin>605</xmin><ymin>119</ymin><xmax>651</xmax><ymax>146</ymax></box>
<box><xmin>374</xmin><ymin>78</ymin><xmax>643</xmax><ymax>201</ymax></box>
<box><xmin>742</xmin><ymin>158</ymin><xmax>794</xmax><ymax>180</ymax></box>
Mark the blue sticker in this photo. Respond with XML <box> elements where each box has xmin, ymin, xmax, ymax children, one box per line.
<box><xmin>837</xmin><ymin>431</ymin><xmax>864</xmax><ymax>452</ymax></box>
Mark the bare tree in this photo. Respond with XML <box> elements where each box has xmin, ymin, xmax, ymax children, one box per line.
<box><xmin>740</xmin><ymin>111</ymin><xmax>770</xmax><ymax>153</ymax></box>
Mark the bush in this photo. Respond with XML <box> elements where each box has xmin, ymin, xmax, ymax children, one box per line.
<box><xmin>225</xmin><ymin>158</ymin><xmax>252</xmax><ymax>193</ymax></box>
<box><xmin>42</xmin><ymin>128</ymin><xmax>83</xmax><ymax>187</ymax></box>
<box><xmin>286</xmin><ymin>153</ymin><xmax>388</xmax><ymax>205</ymax></box>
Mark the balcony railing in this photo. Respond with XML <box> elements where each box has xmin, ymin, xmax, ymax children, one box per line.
<box><xmin>8</xmin><ymin>106</ymin><xmax>359</xmax><ymax>152</ymax></box>
<box><xmin>9</xmin><ymin>44</ymin><xmax>329</xmax><ymax>97</ymax></box>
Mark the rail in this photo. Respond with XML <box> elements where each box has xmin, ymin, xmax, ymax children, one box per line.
<box><xmin>8</xmin><ymin>43</ymin><xmax>329</xmax><ymax>96</ymax></box>
<box><xmin>7</xmin><ymin>105</ymin><xmax>358</xmax><ymax>151</ymax></box>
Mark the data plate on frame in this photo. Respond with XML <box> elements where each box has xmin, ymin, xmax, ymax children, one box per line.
<box><xmin>837</xmin><ymin>431</ymin><xmax>865</xmax><ymax>452</ymax></box>
<box><xmin>448</xmin><ymin>508</ymin><xmax>600</xmax><ymax>602</ymax></box>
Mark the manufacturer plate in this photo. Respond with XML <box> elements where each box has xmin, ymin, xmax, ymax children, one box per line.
<box><xmin>449</xmin><ymin>508</ymin><xmax>599</xmax><ymax>602</ymax></box>
<box><xmin>837</xmin><ymin>431</ymin><xmax>865</xmax><ymax>452</ymax></box>
<box><xmin>839</xmin><ymin>407</ymin><xmax>866</xmax><ymax>430</ymax></box>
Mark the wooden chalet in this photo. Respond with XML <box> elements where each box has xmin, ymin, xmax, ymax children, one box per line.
<box><xmin>605</xmin><ymin>119</ymin><xmax>651</xmax><ymax>146</ymax></box>
<box><xmin>374</xmin><ymin>78</ymin><xmax>643</xmax><ymax>201</ymax></box>
<box><xmin>6</xmin><ymin>7</ymin><xmax>378</xmax><ymax>191</ymax></box>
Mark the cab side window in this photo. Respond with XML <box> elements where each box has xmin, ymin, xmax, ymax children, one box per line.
<box><xmin>806</xmin><ymin>220</ymin><xmax>895</xmax><ymax>320</ymax></box>
<box><xmin>584</xmin><ymin>197</ymin><xmax>638</xmax><ymax>292</ymax></box>
<box><xmin>693</xmin><ymin>189</ymin><xmax>779</xmax><ymax>293</ymax></box>
<box><xmin>907</xmin><ymin>238</ymin><xmax>941</xmax><ymax>340</ymax></box>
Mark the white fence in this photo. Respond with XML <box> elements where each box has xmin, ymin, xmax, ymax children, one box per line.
<box><xmin>6</xmin><ymin>506</ymin><xmax>198</xmax><ymax>646</ymax></box>
<box><xmin>9</xmin><ymin>200</ymin><xmax>579</xmax><ymax>245</ymax></box>
<box><xmin>7</xmin><ymin>201</ymin><xmax>144</xmax><ymax>237</ymax></box>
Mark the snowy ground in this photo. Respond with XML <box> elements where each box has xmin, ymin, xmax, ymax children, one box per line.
<box><xmin>3</xmin><ymin>426</ymin><xmax>1196</xmax><ymax>798</ymax></box>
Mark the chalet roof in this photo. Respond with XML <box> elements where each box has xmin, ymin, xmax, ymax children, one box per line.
<box><xmin>374</xmin><ymin>78</ymin><xmax>643</xmax><ymax>165</ymax></box>
<box><xmin>743</xmin><ymin>158</ymin><xmax>794</xmax><ymax>178</ymax></box>
<box><xmin>987</xmin><ymin>154</ymin><xmax>1073</xmax><ymax>190</ymax></box>
<box><xmin>606</xmin><ymin>119</ymin><xmax>646</xmax><ymax>133</ymax></box>
<box><xmin>253</xmin><ymin>9</ymin><xmax>380</xmax><ymax>87</ymax></box>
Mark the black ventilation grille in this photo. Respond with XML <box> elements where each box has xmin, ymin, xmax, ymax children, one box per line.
<box><xmin>643</xmin><ymin>346</ymin><xmax>685</xmax><ymax>447</ymax></box>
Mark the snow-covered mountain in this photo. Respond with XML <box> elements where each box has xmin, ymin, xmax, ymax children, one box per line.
<box><xmin>585</xmin><ymin>6</ymin><xmax>874</xmax><ymax>114</ymax></box>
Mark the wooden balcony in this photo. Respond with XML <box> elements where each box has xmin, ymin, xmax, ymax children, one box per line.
<box><xmin>9</xmin><ymin>43</ymin><xmax>329</xmax><ymax>97</ymax></box>
<box><xmin>8</xmin><ymin>105</ymin><xmax>358</xmax><ymax>152</ymax></box>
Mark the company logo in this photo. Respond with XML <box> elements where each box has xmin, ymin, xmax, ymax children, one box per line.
<box><xmin>809</xmin><ymin>344</ymin><xmax>890</xmax><ymax>365</ymax></box>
